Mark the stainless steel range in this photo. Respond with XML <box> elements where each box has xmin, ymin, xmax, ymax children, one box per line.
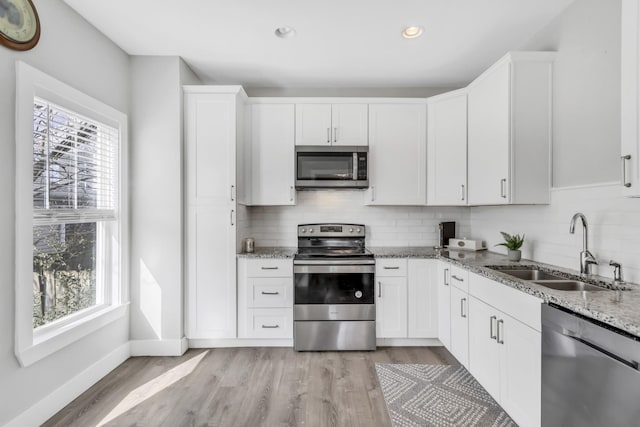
<box><xmin>293</xmin><ymin>223</ymin><xmax>376</xmax><ymax>351</ymax></box>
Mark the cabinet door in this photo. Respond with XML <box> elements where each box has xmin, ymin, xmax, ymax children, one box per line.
<box><xmin>468</xmin><ymin>60</ymin><xmax>510</xmax><ymax>205</ymax></box>
<box><xmin>499</xmin><ymin>314</ymin><xmax>541</xmax><ymax>427</ymax></box>
<box><xmin>449</xmin><ymin>285</ymin><xmax>469</xmax><ymax>367</ymax></box>
<box><xmin>407</xmin><ymin>259</ymin><xmax>437</xmax><ymax>338</ymax></box>
<box><xmin>295</xmin><ymin>104</ymin><xmax>332</xmax><ymax>146</ymax></box>
<box><xmin>436</xmin><ymin>261</ymin><xmax>451</xmax><ymax>349</ymax></box>
<box><xmin>332</xmin><ymin>104</ymin><xmax>368</xmax><ymax>146</ymax></box>
<box><xmin>250</xmin><ymin>104</ymin><xmax>295</xmax><ymax>205</ymax></box>
<box><xmin>185</xmin><ymin>93</ymin><xmax>237</xmax><ymax>339</ymax></box>
<box><xmin>367</xmin><ymin>104</ymin><xmax>427</xmax><ymax>205</ymax></box>
<box><xmin>468</xmin><ymin>296</ymin><xmax>501</xmax><ymax>400</ymax></box>
<box><xmin>622</xmin><ymin>0</ymin><xmax>640</xmax><ymax>196</ymax></box>
<box><xmin>427</xmin><ymin>91</ymin><xmax>468</xmax><ymax>205</ymax></box>
<box><xmin>376</xmin><ymin>277</ymin><xmax>408</xmax><ymax>338</ymax></box>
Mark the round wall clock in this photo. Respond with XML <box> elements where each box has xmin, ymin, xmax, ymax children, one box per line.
<box><xmin>0</xmin><ymin>0</ymin><xmax>40</xmax><ymax>51</ymax></box>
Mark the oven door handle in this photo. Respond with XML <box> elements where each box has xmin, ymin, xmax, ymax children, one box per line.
<box><xmin>294</xmin><ymin>259</ymin><xmax>375</xmax><ymax>265</ymax></box>
<box><xmin>294</xmin><ymin>265</ymin><xmax>375</xmax><ymax>274</ymax></box>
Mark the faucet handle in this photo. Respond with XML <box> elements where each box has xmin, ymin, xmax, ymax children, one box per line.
<box><xmin>609</xmin><ymin>260</ymin><xmax>623</xmax><ymax>282</ymax></box>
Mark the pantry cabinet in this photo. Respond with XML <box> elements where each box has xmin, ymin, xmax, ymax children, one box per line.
<box><xmin>295</xmin><ymin>103</ymin><xmax>368</xmax><ymax>146</ymax></box>
<box><xmin>367</xmin><ymin>103</ymin><xmax>427</xmax><ymax>205</ymax></box>
<box><xmin>622</xmin><ymin>0</ymin><xmax>640</xmax><ymax>196</ymax></box>
<box><xmin>427</xmin><ymin>89</ymin><xmax>468</xmax><ymax>206</ymax></box>
<box><xmin>184</xmin><ymin>86</ymin><xmax>245</xmax><ymax>339</ymax></box>
<box><xmin>467</xmin><ymin>52</ymin><xmax>554</xmax><ymax>205</ymax></box>
<box><xmin>245</xmin><ymin>103</ymin><xmax>296</xmax><ymax>205</ymax></box>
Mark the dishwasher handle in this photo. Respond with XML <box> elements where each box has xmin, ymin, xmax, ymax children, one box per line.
<box><xmin>567</xmin><ymin>333</ymin><xmax>640</xmax><ymax>371</ymax></box>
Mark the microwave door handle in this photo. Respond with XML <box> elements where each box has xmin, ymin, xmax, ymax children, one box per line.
<box><xmin>353</xmin><ymin>153</ymin><xmax>358</xmax><ymax>181</ymax></box>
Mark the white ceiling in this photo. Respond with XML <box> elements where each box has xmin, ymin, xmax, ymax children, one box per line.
<box><xmin>63</xmin><ymin>0</ymin><xmax>575</xmax><ymax>88</ymax></box>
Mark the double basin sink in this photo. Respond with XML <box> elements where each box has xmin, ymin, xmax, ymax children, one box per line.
<box><xmin>488</xmin><ymin>266</ymin><xmax>617</xmax><ymax>292</ymax></box>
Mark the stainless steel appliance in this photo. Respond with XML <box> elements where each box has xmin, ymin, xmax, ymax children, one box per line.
<box><xmin>293</xmin><ymin>223</ymin><xmax>376</xmax><ymax>351</ymax></box>
<box><xmin>542</xmin><ymin>303</ymin><xmax>640</xmax><ymax>426</ymax></box>
<box><xmin>295</xmin><ymin>146</ymin><xmax>368</xmax><ymax>189</ymax></box>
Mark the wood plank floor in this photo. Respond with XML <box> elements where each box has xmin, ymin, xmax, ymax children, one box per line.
<box><xmin>44</xmin><ymin>346</ymin><xmax>458</xmax><ymax>427</ymax></box>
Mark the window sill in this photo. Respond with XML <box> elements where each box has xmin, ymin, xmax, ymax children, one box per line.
<box><xmin>15</xmin><ymin>303</ymin><xmax>129</xmax><ymax>367</ymax></box>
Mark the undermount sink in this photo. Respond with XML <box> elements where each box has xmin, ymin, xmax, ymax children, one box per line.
<box><xmin>497</xmin><ymin>269</ymin><xmax>565</xmax><ymax>281</ymax></box>
<box><xmin>533</xmin><ymin>280</ymin><xmax>608</xmax><ymax>292</ymax></box>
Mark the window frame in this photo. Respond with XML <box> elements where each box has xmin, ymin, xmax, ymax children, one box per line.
<box><xmin>15</xmin><ymin>61</ymin><xmax>129</xmax><ymax>367</ymax></box>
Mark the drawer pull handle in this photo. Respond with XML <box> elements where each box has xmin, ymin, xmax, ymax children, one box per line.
<box><xmin>261</xmin><ymin>267</ymin><xmax>279</xmax><ymax>270</ymax></box>
<box><xmin>451</xmin><ymin>275</ymin><xmax>464</xmax><ymax>282</ymax></box>
<box><xmin>383</xmin><ymin>266</ymin><xmax>400</xmax><ymax>270</ymax></box>
<box><xmin>490</xmin><ymin>315</ymin><xmax>497</xmax><ymax>340</ymax></box>
<box><xmin>261</xmin><ymin>291</ymin><xmax>280</xmax><ymax>295</ymax></box>
<box><xmin>261</xmin><ymin>324</ymin><xmax>280</xmax><ymax>329</ymax></box>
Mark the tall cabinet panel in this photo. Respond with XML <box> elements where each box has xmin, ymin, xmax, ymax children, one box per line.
<box><xmin>622</xmin><ymin>0</ymin><xmax>640</xmax><ymax>196</ymax></box>
<box><xmin>427</xmin><ymin>90</ymin><xmax>468</xmax><ymax>205</ymax></box>
<box><xmin>367</xmin><ymin>103</ymin><xmax>427</xmax><ymax>205</ymax></box>
<box><xmin>185</xmin><ymin>87</ymin><xmax>245</xmax><ymax>339</ymax></box>
<box><xmin>247</xmin><ymin>103</ymin><xmax>296</xmax><ymax>205</ymax></box>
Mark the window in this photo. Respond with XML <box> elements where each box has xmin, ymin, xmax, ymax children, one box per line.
<box><xmin>15</xmin><ymin>62</ymin><xmax>129</xmax><ymax>367</ymax></box>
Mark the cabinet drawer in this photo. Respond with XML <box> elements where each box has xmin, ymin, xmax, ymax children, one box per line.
<box><xmin>248</xmin><ymin>277</ymin><xmax>292</xmax><ymax>308</ymax></box>
<box><xmin>245</xmin><ymin>308</ymin><xmax>293</xmax><ymax>339</ymax></box>
<box><xmin>376</xmin><ymin>258</ymin><xmax>408</xmax><ymax>276</ymax></box>
<box><xmin>449</xmin><ymin>264</ymin><xmax>469</xmax><ymax>292</ymax></box>
<box><xmin>246</xmin><ymin>259</ymin><xmax>293</xmax><ymax>277</ymax></box>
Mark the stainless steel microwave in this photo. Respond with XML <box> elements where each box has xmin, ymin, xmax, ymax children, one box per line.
<box><xmin>295</xmin><ymin>146</ymin><xmax>368</xmax><ymax>189</ymax></box>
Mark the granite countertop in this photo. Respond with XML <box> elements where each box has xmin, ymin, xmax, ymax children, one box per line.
<box><xmin>237</xmin><ymin>245</ymin><xmax>640</xmax><ymax>338</ymax></box>
<box><xmin>237</xmin><ymin>247</ymin><xmax>297</xmax><ymax>258</ymax></box>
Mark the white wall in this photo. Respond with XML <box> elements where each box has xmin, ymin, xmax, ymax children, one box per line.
<box><xmin>246</xmin><ymin>191</ymin><xmax>470</xmax><ymax>247</ymax></box>
<box><xmin>129</xmin><ymin>56</ymin><xmax>200</xmax><ymax>354</ymax></box>
<box><xmin>0</xmin><ymin>0</ymin><xmax>130</xmax><ymax>425</ymax></box>
<box><xmin>470</xmin><ymin>0</ymin><xmax>640</xmax><ymax>283</ymax></box>
<box><xmin>520</xmin><ymin>0</ymin><xmax>621</xmax><ymax>187</ymax></box>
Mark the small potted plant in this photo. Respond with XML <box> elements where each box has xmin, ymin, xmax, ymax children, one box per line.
<box><xmin>496</xmin><ymin>232</ymin><xmax>525</xmax><ymax>262</ymax></box>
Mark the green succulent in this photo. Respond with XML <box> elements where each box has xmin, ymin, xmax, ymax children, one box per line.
<box><xmin>495</xmin><ymin>232</ymin><xmax>525</xmax><ymax>251</ymax></box>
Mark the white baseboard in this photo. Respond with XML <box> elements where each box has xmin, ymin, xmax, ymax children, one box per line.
<box><xmin>130</xmin><ymin>337</ymin><xmax>189</xmax><ymax>356</ymax></box>
<box><xmin>189</xmin><ymin>338</ymin><xmax>294</xmax><ymax>348</ymax></box>
<box><xmin>377</xmin><ymin>338</ymin><xmax>442</xmax><ymax>347</ymax></box>
<box><xmin>6</xmin><ymin>342</ymin><xmax>131</xmax><ymax>427</ymax></box>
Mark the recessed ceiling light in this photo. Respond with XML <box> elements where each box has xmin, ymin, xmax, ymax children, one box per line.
<box><xmin>402</xmin><ymin>26</ymin><xmax>424</xmax><ymax>39</ymax></box>
<box><xmin>274</xmin><ymin>26</ymin><xmax>296</xmax><ymax>38</ymax></box>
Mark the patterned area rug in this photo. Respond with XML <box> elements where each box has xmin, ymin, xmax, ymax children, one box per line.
<box><xmin>375</xmin><ymin>364</ymin><xmax>517</xmax><ymax>427</ymax></box>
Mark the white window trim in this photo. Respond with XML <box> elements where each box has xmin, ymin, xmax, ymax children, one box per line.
<box><xmin>15</xmin><ymin>61</ymin><xmax>129</xmax><ymax>367</ymax></box>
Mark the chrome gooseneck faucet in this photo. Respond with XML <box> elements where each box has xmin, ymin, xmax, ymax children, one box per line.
<box><xmin>569</xmin><ymin>213</ymin><xmax>598</xmax><ymax>275</ymax></box>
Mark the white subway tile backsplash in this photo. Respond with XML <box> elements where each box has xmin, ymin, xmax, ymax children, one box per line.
<box><xmin>245</xmin><ymin>190</ymin><xmax>470</xmax><ymax>247</ymax></box>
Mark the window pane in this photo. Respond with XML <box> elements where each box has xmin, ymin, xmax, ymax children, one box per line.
<box><xmin>33</xmin><ymin>223</ymin><xmax>98</xmax><ymax>328</ymax></box>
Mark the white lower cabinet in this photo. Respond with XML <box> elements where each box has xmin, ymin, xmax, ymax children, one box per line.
<box><xmin>468</xmin><ymin>273</ymin><xmax>542</xmax><ymax>427</ymax></box>
<box><xmin>376</xmin><ymin>259</ymin><xmax>437</xmax><ymax>339</ymax></box>
<box><xmin>436</xmin><ymin>261</ymin><xmax>451</xmax><ymax>348</ymax></box>
<box><xmin>238</xmin><ymin>258</ymin><xmax>293</xmax><ymax>339</ymax></box>
<box><xmin>449</xmin><ymin>284</ymin><xmax>469</xmax><ymax>368</ymax></box>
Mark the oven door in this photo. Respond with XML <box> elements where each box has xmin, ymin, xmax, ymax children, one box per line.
<box><xmin>294</xmin><ymin>263</ymin><xmax>374</xmax><ymax>304</ymax></box>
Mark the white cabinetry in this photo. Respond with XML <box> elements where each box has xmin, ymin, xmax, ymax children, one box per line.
<box><xmin>448</xmin><ymin>266</ymin><xmax>469</xmax><ymax>367</ymax></box>
<box><xmin>622</xmin><ymin>0</ymin><xmax>640</xmax><ymax>195</ymax></box>
<box><xmin>367</xmin><ymin>103</ymin><xmax>427</xmax><ymax>205</ymax></box>
<box><xmin>184</xmin><ymin>86</ymin><xmax>245</xmax><ymax>339</ymax></box>
<box><xmin>427</xmin><ymin>89</ymin><xmax>468</xmax><ymax>206</ymax></box>
<box><xmin>295</xmin><ymin>103</ymin><xmax>368</xmax><ymax>146</ymax></box>
<box><xmin>238</xmin><ymin>258</ymin><xmax>293</xmax><ymax>339</ymax></box>
<box><xmin>436</xmin><ymin>261</ymin><xmax>451</xmax><ymax>348</ymax></box>
<box><xmin>245</xmin><ymin>103</ymin><xmax>295</xmax><ymax>205</ymax></box>
<box><xmin>376</xmin><ymin>258</ymin><xmax>437</xmax><ymax>339</ymax></box>
<box><xmin>468</xmin><ymin>272</ymin><xmax>542</xmax><ymax>427</ymax></box>
<box><xmin>467</xmin><ymin>52</ymin><xmax>554</xmax><ymax>205</ymax></box>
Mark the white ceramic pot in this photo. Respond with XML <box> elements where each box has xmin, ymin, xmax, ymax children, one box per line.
<box><xmin>508</xmin><ymin>249</ymin><xmax>522</xmax><ymax>262</ymax></box>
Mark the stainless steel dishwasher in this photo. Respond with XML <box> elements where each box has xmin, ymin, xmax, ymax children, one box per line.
<box><xmin>542</xmin><ymin>303</ymin><xmax>640</xmax><ymax>426</ymax></box>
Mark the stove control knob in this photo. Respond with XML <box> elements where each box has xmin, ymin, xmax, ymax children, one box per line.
<box><xmin>356</xmin><ymin>228</ymin><xmax>362</xmax><ymax>233</ymax></box>
<box><xmin>355</xmin><ymin>290</ymin><xmax>363</xmax><ymax>299</ymax></box>
<box><xmin>349</xmin><ymin>228</ymin><xmax>354</xmax><ymax>233</ymax></box>
<box><xmin>300</xmin><ymin>228</ymin><xmax>306</xmax><ymax>233</ymax></box>
<box><xmin>308</xmin><ymin>228</ymin><xmax>314</xmax><ymax>233</ymax></box>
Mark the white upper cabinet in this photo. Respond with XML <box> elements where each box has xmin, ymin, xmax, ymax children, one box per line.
<box><xmin>246</xmin><ymin>103</ymin><xmax>296</xmax><ymax>205</ymax></box>
<box><xmin>622</xmin><ymin>0</ymin><xmax>640</xmax><ymax>196</ymax></box>
<box><xmin>295</xmin><ymin>103</ymin><xmax>368</xmax><ymax>146</ymax></box>
<box><xmin>367</xmin><ymin>103</ymin><xmax>427</xmax><ymax>205</ymax></box>
<box><xmin>467</xmin><ymin>52</ymin><xmax>554</xmax><ymax>206</ymax></box>
<box><xmin>427</xmin><ymin>90</ymin><xmax>468</xmax><ymax>206</ymax></box>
